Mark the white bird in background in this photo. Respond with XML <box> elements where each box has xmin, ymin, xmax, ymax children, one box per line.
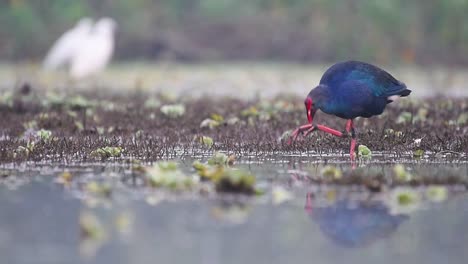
<box><xmin>69</xmin><ymin>17</ymin><xmax>117</xmax><ymax>79</ymax></box>
<box><xmin>43</xmin><ymin>18</ymin><xmax>93</xmax><ymax>70</ymax></box>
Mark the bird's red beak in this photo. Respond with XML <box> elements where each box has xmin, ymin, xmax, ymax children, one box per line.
<box><xmin>305</xmin><ymin>97</ymin><xmax>315</xmax><ymax>124</ymax></box>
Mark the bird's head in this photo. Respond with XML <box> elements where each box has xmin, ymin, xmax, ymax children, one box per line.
<box><xmin>304</xmin><ymin>96</ymin><xmax>316</xmax><ymax>124</ymax></box>
<box><xmin>304</xmin><ymin>84</ymin><xmax>328</xmax><ymax>124</ymax></box>
<box><xmin>304</xmin><ymin>85</ymin><xmax>328</xmax><ymax>124</ymax></box>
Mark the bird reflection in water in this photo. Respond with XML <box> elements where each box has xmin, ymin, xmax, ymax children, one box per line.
<box><xmin>305</xmin><ymin>192</ymin><xmax>408</xmax><ymax>247</ymax></box>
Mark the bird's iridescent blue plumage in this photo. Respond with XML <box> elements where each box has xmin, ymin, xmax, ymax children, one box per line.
<box><xmin>309</xmin><ymin>61</ymin><xmax>411</xmax><ymax>119</ymax></box>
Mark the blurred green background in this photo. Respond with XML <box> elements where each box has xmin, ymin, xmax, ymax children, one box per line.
<box><xmin>1</xmin><ymin>0</ymin><xmax>467</xmax><ymax>64</ymax></box>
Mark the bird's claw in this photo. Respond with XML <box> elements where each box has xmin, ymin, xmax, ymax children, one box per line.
<box><xmin>288</xmin><ymin>123</ymin><xmax>314</xmax><ymax>144</ymax></box>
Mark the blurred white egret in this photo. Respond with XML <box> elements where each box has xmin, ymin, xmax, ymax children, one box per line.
<box><xmin>43</xmin><ymin>18</ymin><xmax>93</xmax><ymax>70</ymax></box>
<box><xmin>69</xmin><ymin>17</ymin><xmax>117</xmax><ymax>79</ymax></box>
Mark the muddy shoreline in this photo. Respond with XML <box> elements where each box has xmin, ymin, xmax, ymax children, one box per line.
<box><xmin>0</xmin><ymin>89</ymin><xmax>466</xmax><ymax>164</ymax></box>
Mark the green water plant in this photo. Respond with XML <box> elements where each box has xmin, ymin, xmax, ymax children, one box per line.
<box><xmin>160</xmin><ymin>104</ymin><xmax>185</xmax><ymax>118</ymax></box>
<box><xmin>90</xmin><ymin>147</ymin><xmax>123</xmax><ymax>160</ymax></box>
<box><xmin>358</xmin><ymin>145</ymin><xmax>372</xmax><ymax>158</ymax></box>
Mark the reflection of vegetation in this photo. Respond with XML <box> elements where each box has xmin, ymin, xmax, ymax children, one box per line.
<box><xmin>1</xmin><ymin>0</ymin><xmax>467</xmax><ymax>63</ymax></box>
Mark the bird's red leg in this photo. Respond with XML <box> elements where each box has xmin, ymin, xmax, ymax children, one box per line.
<box><xmin>289</xmin><ymin>123</ymin><xmax>344</xmax><ymax>144</ymax></box>
<box><xmin>288</xmin><ymin>124</ymin><xmax>314</xmax><ymax>144</ymax></box>
<box><xmin>305</xmin><ymin>193</ymin><xmax>314</xmax><ymax>214</ymax></box>
<box><xmin>346</xmin><ymin>119</ymin><xmax>357</xmax><ymax>161</ymax></box>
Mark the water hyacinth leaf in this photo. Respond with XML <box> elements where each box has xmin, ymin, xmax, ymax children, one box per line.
<box><xmin>200</xmin><ymin>136</ymin><xmax>214</xmax><ymax>147</ymax></box>
<box><xmin>157</xmin><ymin>161</ymin><xmax>178</xmax><ymax>171</ymax></box>
<box><xmin>85</xmin><ymin>182</ymin><xmax>112</xmax><ymax>197</ymax></box>
<box><xmin>358</xmin><ymin>145</ymin><xmax>372</xmax><ymax>158</ymax></box>
<box><xmin>321</xmin><ymin>165</ymin><xmax>342</xmax><ymax>180</ymax></box>
<box><xmin>457</xmin><ymin>113</ymin><xmax>468</xmax><ymax>125</ymax></box>
<box><xmin>272</xmin><ymin>186</ymin><xmax>293</xmax><ymax>205</ymax></box>
<box><xmin>200</xmin><ymin>118</ymin><xmax>220</xmax><ymax>129</ymax></box>
<box><xmin>56</xmin><ymin>171</ymin><xmax>73</xmax><ymax>184</ymax></box>
<box><xmin>90</xmin><ymin>147</ymin><xmax>123</xmax><ymax>160</ymax></box>
<box><xmin>145</xmin><ymin>161</ymin><xmax>193</xmax><ymax>190</ymax></box>
<box><xmin>80</xmin><ymin>212</ymin><xmax>105</xmax><ymax>240</ymax></box>
<box><xmin>241</xmin><ymin>106</ymin><xmax>259</xmax><ymax>117</ymax></box>
<box><xmin>393</xmin><ymin>164</ymin><xmax>412</xmax><ymax>182</ymax></box>
<box><xmin>413</xmin><ymin>149</ymin><xmax>425</xmax><ymax>159</ymax></box>
<box><xmin>425</xmin><ymin>186</ymin><xmax>448</xmax><ymax>202</ymax></box>
<box><xmin>226</xmin><ymin>117</ymin><xmax>240</xmax><ymax>125</ymax></box>
<box><xmin>387</xmin><ymin>187</ymin><xmax>421</xmax><ymax>216</ymax></box>
<box><xmin>160</xmin><ymin>104</ymin><xmax>185</xmax><ymax>118</ymax></box>
<box><xmin>37</xmin><ymin>129</ymin><xmax>52</xmax><ymax>142</ymax></box>
<box><xmin>207</xmin><ymin>152</ymin><xmax>235</xmax><ymax>166</ymax></box>
<box><xmin>210</xmin><ymin>113</ymin><xmax>224</xmax><ymax>122</ymax></box>
<box><xmin>144</xmin><ymin>98</ymin><xmax>161</xmax><ymax>109</ymax></box>
<box><xmin>396</xmin><ymin>111</ymin><xmax>412</xmax><ymax>124</ymax></box>
<box><xmin>215</xmin><ymin>168</ymin><xmax>256</xmax><ymax>195</ymax></box>
<box><xmin>68</xmin><ymin>95</ymin><xmax>94</xmax><ymax>110</ymax></box>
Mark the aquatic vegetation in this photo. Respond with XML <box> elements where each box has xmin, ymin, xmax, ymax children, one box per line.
<box><xmin>79</xmin><ymin>211</ymin><xmax>107</xmax><ymax>258</ymax></box>
<box><xmin>145</xmin><ymin>161</ymin><xmax>194</xmax><ymax>190</ymax></box>
<box><xmin>192</xmin><ymin>153</ymin><xmax>256</xmax><ymax>195</ymax></box>
<box><xmin>85</xmin><ymin>182</ymin><xmax>112</xmax><ymax>198</ymax></box>
<box><xmin>0</xmin><ymin>92</ymin><xmax>466</xmax><ymax>164</ymax></box>
<box><xmin>199</xmin><ymin>136</ymin><xmax>214</xmax><ymax>147</ymax></box>
<box><xmin>278</xmin><ymin>130</ymin><xmax>293</xmax><ymax>143</ymax></box>
<box><xmin>457</xmin><ymin>113</ymin><xmax>468</xmax><ymax>125</ymax></box>
<box><xmin>321</xmin><ymin>165</ymin><xmax>343</xmax><ymax>180</ymax></box>
<box><xmin>413</xmin><ymin>149</ymin><xmax>425</xmax><ymax>159</ymax></box>
<box><xmin>90</xmin><ymin>147</ymin><xmax>124</xmax><ymax>160</ymax></box>
<box><xmin>56</xmin><ymin>171</ymin><xmax>73</xmax><ymax>185</ymax></box>
<box><xmin>207</xmin><ymin>152</ymin><xmax>235</xmax><ymax>166</ymax></box>
<box><xmin>37</xmin><ymin>129</ymin><xmax>52</xmax><ymax>143</ymax></box>
<box><xmin>214</xmin><ymin>168</ymin><xmax>256</xmax><ymax>195</ymax></box>
<box><xmin>80</xmin><ymin>211</ymin><xmax>105</xmax><ymax>239</ymax></box>
<box><xmin>393</xmin><ymin>165</ymin><xmax>412</xmax><ymax>182</ymax></box>
<box><xmin>425</xmin><ymin>186</ymin><xmax>448</xmax><ymax>202</ymax></box>
<box><xmin>160</xmin><ymin>104</ymin><xmax>185</xmax><ymax>118</ymax></box>
<box><xmin>200</xmin><ymin>118</ymin><xmax>220</xmax><ymax>129</ymax></box>
<box><xmin>358</xmin><ymin>145</ymin><xmax>372</xmax><ymax>158</ymax></box>
<box><xmin>386</xmin><ymin>187</ymin><xmax>421</xmax><ymax>215</ymax></box>
<box><xmin>396</xmin><ymin>111</ymin><xmax>412</xmax><ymax>124</ymax></box>
<box><xmin>67</xmin><ymin>95</ymin><xmax>94</xmax><ymax>110</ymax></box>
<box><xmin>143</xmin><ymin>98</ymin><xmax>161</xmax><ymax>109</ymax></box>
<box><xmin>272</xmin><ymin>186</ymin><xmax>294</xmax><ymax>205</ymax></box>
<box><xmin>211</xmin><ymin>202</ymin><xmax>252</xmax><ymax>225</ymax></box>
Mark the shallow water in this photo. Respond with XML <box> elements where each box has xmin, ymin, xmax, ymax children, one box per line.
<box><xmin>0</xmin><ymin>157</ymin><xmax>467</xmax><ymax>264</ymax></box>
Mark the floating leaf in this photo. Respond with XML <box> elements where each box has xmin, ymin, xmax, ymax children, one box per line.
<box><xmin>200</xmin><ymin>118</ymin><xmax>220</xmax><ymax>129</ymax></box>
<box><xmin>457</xmin><ymin>113</ymin><xmax>468</xmax><ymax>125</ymax></box>
<box><xmin>210</xmin><ymin>113</ymin><xmax>224</xmax><ymax>122</ymax></box>
<box><xmin>413</xmin><ymin>149</ymin><xmax>425</xmax><ymax>159</ymax></box>
<box><xmin>321</xmin><ymin>165</ymin><xmax>342</xmax><ymax>180</ymax></box>
<box><xmin>358</xmin><ymin>145</ymin><xmax>372</xmax><ymax>158</ymax></box>
<box><xmin>215</xmin><ymin>168</ymin><xmax>256</xmax><ymax>195</ymax></box>
<box><xmin>272</xmin><ymin>186</ymin><xmax>293</xmax><ymax>205</ymax></box>
<box><xmin>200</xmin><ymin>136</ymin><xmax>214</xmax><ymax>147</ymax></box>
<box><xmin>396</xmin><ymin>111</ymin><xmax>412</xmax><ymax>124</ymax></box>
<box><xmin>37</xmin><ymin>129</ymin><xmax>52</xmax><ymax>142</ymax></box>
<box><xmin>160</xmin><ymin>104</ymin><xmax>185</xmax><ymax>118</ymax></box>
<box><xmin>386</xmin><ymin>187</ymin><xmax>421</xmax><ymax>215</ymax></box>
<box><xmin>393</xmin><ymin>164</ymin><xmax>412</xmax><ymax>182</ymax></box>
<box><xmin>90</xmin><ymin>147</ymin><xmax>123</xmax><ymax>160</ymax></box>
<box><xmin>145</xmin><ymin>161</ymin><xmax>193</xmax><ymax>190</ymax></box>
<box><xmin>425</xmin><ymin>186</ymin><xmax>448</xmax><ymax>202</ymax></box>
<box><xmin>207</xmin><ymin>152</ymin><xmax>235</xmax><ymax>166</ymax></box>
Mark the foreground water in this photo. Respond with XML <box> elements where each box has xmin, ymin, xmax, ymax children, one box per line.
<box><xmin>0</xmin><ymin>156</ymin><xmax>467</xmax><ymax>264</ymax></box>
